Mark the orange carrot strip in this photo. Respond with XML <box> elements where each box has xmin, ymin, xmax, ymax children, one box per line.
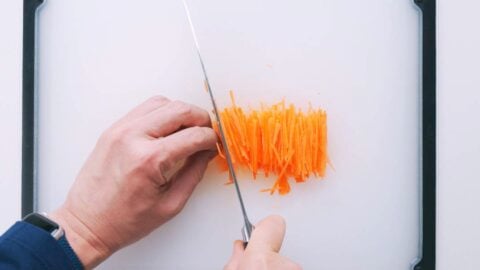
<box><xmin>213</xmin><ymin>92</ymin><xmax>328</xmax><ymax>195</ymax></box>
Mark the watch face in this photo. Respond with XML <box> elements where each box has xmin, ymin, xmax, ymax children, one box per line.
<box><xmin>23</xmin><ymin>213</ymin><xmax>59</xmax><ymax>233</ymax></box>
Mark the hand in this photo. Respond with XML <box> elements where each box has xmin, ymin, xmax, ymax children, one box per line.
<box><xmin>224</xmin><ymin>216</ymin><xmax>302</xmax><ymax>270</ymax></box>
<box><xmin>50</xmin><ymin>96</ymin><xmax>218</xmax><ymax>269</ymax></box>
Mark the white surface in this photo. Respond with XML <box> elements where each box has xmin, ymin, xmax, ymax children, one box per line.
<box><xmin>0</xmin><ymin>0</ymin><xmax>478</xmax><ymax>270</ymax></box>
<box><xmin>436</xmin><ymin>1</ymin><xmax>480</xmax><ymax>269</ymax></box>
<box><xmin>37</xmin><ymin>1</ymin><xmax>420</xmax><ymax>269</ymax></box>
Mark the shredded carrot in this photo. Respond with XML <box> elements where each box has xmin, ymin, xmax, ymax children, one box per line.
<box><xmin>214</xmin><ymin>91</ymin><xmax>328</xmax><ymax>195</ymax></box>
<box><xmin>204</xmin><ymin>80</ymin><xmax>209</xmax><ymax>93</ymax></box>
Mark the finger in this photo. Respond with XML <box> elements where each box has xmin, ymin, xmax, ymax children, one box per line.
<box><xmin>247</xmin><ymin>215</ymin><xmax>286</xmax><ymax>253</ymax></box>
<box><xmin>224</xmin><ymin>240</ymin><xmax>245</xmax><ymax>270</ymax></box>
<box><xmin>157</xmin><ymin>126</ymin><xmax>217</xmax><ymax>167</ymax></box>
<box><xmin>123</xmin><ymin>96</ymin><xmax>170</xmax><ymax>121</ymax></box>
<box><xmin>163</xmin><ymin>150</ymin><xmax>216</xmax><ymax>208</ymax></box>
<box><xmin>139</xmin><ymin>100</ymin><xmax>212</xmax><ymax>137</ymax></box>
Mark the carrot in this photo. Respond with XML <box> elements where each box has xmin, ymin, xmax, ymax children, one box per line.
<box><xmin>214</xmin><ymin>91</ymin><xmax>328</xmax><ymax>195</ymax></box>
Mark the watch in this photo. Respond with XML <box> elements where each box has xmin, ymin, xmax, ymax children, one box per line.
<box><xmin>23</xmin><ymin>212</ymin><xmax>65</xmax><ymax>240</ymax></box>
<box><xmin>22</xmin><ymin>212</ymin><xmax>83</xmax><ymax>269</ymax></box>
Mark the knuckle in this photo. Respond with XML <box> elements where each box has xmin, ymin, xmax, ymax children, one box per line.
<box><xmin>154</xmin><ymin>143</ymin><xmax>170</xmax><ymax>164</ymax></box>
<box><xmin>163</xmin><ymin>200</ymin><xmax>184</xmax><ymax>216</ymax></box>
<box><xmin>189</xmin><ymin>126</ymin><xmax>209</xmax><ymax>146</ymax></box>
<box><xmin>147</xmin><ymin>95</ymin><xmax>169</xmax><ymax>105</ymax></box>
<box><xmin>197</xmin><ymin>109</ymin><xmax>211</xmax><ymax>126</ymax></box>
<box><xmin>130</xmin><ymin>150</ymin><xmax>151</xmax><ymax>170</ymax></box>
<box><xmin>136</xmin><ymin>147</ymin><xmax>155</xmax><ymax>164</ymax></box>
<box><xmin>153</xmin><ymin>143</ymin><xmax>174</xmax><ymax>174</ymax></box>
<box><xmin>100</xmin><ymin>125</ymin><xmax>129</xmax><ymax>146</ymax></box>
<box><xmin>156</xmin><ymin>153</ymin><xmax>172</xmax><ymax>173</ymax></box>
<box><xmin>171</xmin><ymin>100</ymin><xmax>192</xmax><ymax>116</ymax></box>
<box><xmin>131</xmin><ymin>146</ymin><xmax>171</xmax><ymax>184</ymax></box>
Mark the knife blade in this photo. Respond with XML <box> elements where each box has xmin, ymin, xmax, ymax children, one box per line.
<box><xmin>181</xmin><ymin>0</ymin><xmax>254</xmax><ymax>245</ymax></box>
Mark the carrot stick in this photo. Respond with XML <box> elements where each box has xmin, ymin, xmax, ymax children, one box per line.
<box><xmin>214</xmin><ymin>92</ymin><xmax>328</xmax><ymax>195</ymax></box>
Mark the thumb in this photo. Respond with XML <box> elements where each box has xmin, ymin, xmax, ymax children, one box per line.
<box><xmin>224</xmin><ymin>240</ymin><xmax>245</xmax><ymax>270</ymax></box>
<box><xmin>247</xmin><ymin>215</ymin><xmax>286</xmax><ymax>253</ymax></box>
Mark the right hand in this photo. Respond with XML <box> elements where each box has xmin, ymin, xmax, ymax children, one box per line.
<box><xmin>224</xmin><ymin>215</ymin><xmax>302</xmax><ymax>270</ymax></box>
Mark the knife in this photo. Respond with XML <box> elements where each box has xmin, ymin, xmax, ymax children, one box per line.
<box><xmin>181</xmin><ymin>0</ymin><xmax>254</xmax><ymax>246</ymax></box>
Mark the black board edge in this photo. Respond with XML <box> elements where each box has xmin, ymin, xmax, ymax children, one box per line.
<box><xmin>22</xmin><ymin>0</ymin><xmax>44</xmax><ymax>217</ymax></box>
<box><xmin>413</xmin><ymin>0</ymin><xmax>436</xmax><ymax>269</ymax></box>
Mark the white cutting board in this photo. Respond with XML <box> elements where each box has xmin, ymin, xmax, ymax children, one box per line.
<box><xmin>37</xmin><ymin>0</ymin><xmax>421</xmax><ymax>269</ymax></box>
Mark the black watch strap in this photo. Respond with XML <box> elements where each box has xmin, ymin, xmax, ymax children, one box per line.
<box><xmin>23</xmin><ymin>213</ymin><xmax>84</xmax><ymax>270</ymax></box>
<box><xmin>23</xmin><ymin>213</ymin><xmax>64</xmax><ymax>240</ymax></box>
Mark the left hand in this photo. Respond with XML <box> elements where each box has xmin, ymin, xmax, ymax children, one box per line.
<box><xmin>50</xmin><ymin>96</ymin><xmax>218</xmax><ymax>269</ymax></box>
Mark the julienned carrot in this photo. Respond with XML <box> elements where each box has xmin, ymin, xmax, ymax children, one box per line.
<box><xmin>214</xmin><ymin>91</ymin><xmax>328</xmax><ymax>195</ymax></box>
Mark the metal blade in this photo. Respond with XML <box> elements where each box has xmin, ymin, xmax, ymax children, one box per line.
<box><xmin>181</xmin><ymin>0</ymin><xmax>254</xmax><ymax>238</ymax></box>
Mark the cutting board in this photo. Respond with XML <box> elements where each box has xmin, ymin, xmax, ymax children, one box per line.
<box><xmin>37</xmin><ymin>0</ymin><xmax>421</xmax><ymax>269</ymax></box>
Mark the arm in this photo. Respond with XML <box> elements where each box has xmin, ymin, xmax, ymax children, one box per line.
<box><xmin>0</xmin><ymin>221</ymin><xmax>80</xmax><ymax>270</ymax></box>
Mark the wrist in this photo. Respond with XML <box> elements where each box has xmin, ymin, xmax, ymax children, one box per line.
<box><xmin>50</xmin><ymin>207</ymin><xmax>112</xmax><ymax>269</ymax></box>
